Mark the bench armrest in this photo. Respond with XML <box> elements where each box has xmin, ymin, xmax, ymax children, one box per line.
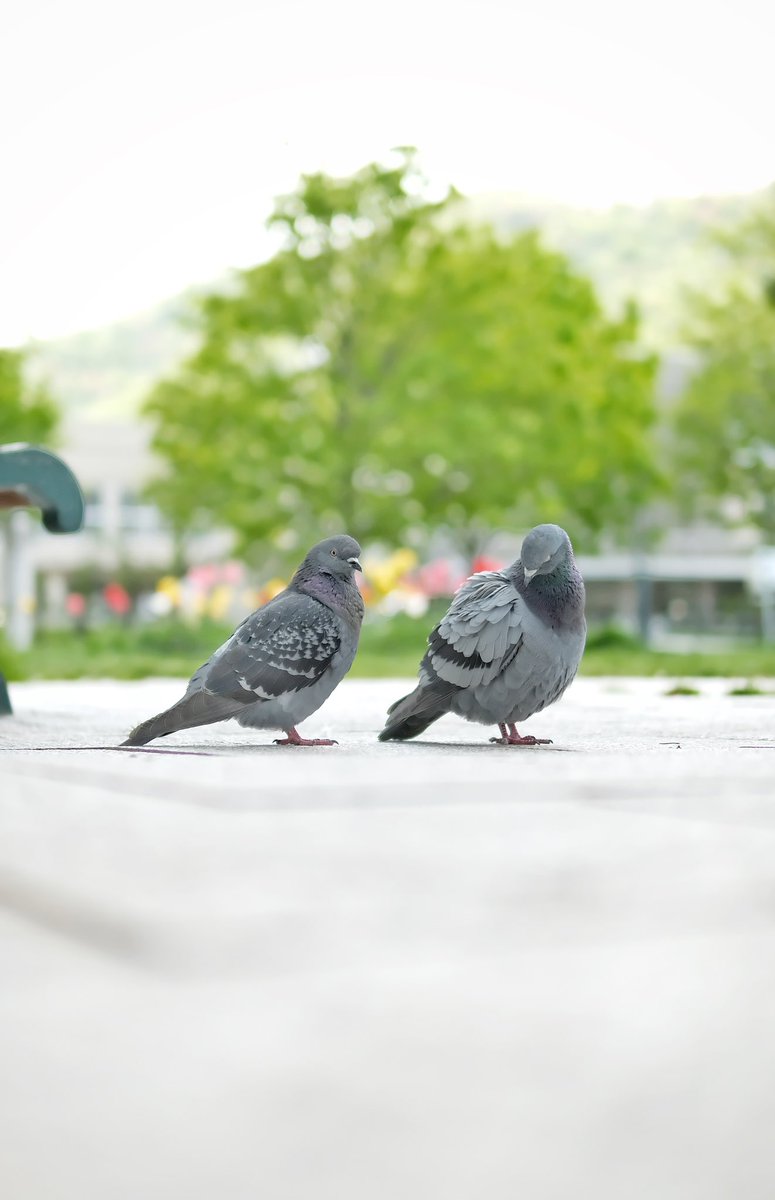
<box><xmin>0</xmin><ymin>443</ymin><xmax>84</xmax><ymax>534</ymax></box>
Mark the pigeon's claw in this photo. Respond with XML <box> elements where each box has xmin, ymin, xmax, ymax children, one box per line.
<box><xmin>274</xmin><ymin>727</ymin><xmax>338</xmax><ymax>747</ymax></box>
<box><xmin>490</xmin><ymin>722</ymin><xmax>552</xmax><ymax>747</ymax></box>
<box><xmin>508</xmin><ymin>734</ymin><xmax>553</xmax><ymax>746</ymax></box>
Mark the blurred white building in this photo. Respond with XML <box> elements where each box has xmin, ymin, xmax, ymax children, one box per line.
<box><xmin>0</xmin><ymin>418</ymin><xmax>231</xmax><ymax>647</ymax></box>
<box><xmin>36</xmin><ymin>417</ymin><xmax>231</xmax><ymax>573</ymax></box>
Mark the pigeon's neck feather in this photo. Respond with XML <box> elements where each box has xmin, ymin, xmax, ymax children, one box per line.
<box><xmin>511</xmin><ymin>558</ymin><xmax>586</xmax><ymax>631</ymax></box>
<box><xmin>292</xmin><ymin>570</ymin><xmax>364</xmax><ymax>627</ymax></box>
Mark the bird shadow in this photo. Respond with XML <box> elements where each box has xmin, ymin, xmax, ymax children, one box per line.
<box><xmin>374</xmin><ymin>738</ymin><xmax>578</xmax><ymax>754</ymax></box>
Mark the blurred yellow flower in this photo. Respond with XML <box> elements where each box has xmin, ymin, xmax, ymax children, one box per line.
<box><xmin>156</xmin><ymin>576</ymin><xmax>182</xmax><ymax>607</ymax></box>
<box><xmin>263</xmin><ymin>577</ymin><xmax>287</xmax><ymax>601</ymax></box>
<box><xmin>363</xmin><ymin>548</ymin><xmax>418</xmax><ymax>599</ymax></box>
<box><xmin>208</xmin><ymin>584</ymin><xmax>233</xmax><ymax>621</ymax></box>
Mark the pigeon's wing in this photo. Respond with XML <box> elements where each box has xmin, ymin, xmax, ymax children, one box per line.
<box><xmin>199</xmin><ymin>592</ymin><xmax>341</xmax><ymax>703</ymax></box>
<box><xmin>184</xmin><ymin>629</ymin><xmax>240</xmax><ymax>697</ymax></box>
<box><xmin>422</xmin><ymin>571</ymin><xmax>526</xmax><ymax>689</ymax></box>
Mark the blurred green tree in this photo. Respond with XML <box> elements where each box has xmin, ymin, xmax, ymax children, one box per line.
<box><xmin>673</xmin><ymin>187</ymin><xmax>775</xmax><ymax>537</ymax></box>
<box><xmin>0</xmin><ymin>348</ymin><xmax>59</xmax><ymax>445</ymax></box>
<box><xmin>145</xmin><ymin>150</ymin><xmax>659</xmax><ymax>559</ymax></box>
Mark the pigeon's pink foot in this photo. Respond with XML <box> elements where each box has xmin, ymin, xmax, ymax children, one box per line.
<box><xmin>489</xmin><ymin>722</ymin><xmax>552</xmax><ymax>746</ymax></box>
<box><xmin>274</xmin><ymin>726</ymin><xmax>338</xmax><ymax>747</ymax></box>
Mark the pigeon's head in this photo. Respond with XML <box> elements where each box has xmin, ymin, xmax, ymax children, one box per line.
<box><xmin>306</xmin><ymin>534</ymin><xmax>363</xmax><ymax>581</ymax></box>
<box><xmin>520</xmin><ymin>524</ymin><xmax>572</xmax><ymax>583</ymax></box>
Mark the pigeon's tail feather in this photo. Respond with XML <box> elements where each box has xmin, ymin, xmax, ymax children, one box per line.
<box><xmin>378</xmin><ymin>685</ymin><xmax>450</xmax><ymax>742</ymax></box>
<box><xmin>121</xmin><ymin>691</ymin><xmax>244</xmax><ymax>747</ymax></box>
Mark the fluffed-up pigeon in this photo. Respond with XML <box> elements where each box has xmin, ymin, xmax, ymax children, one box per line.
<box><xmin>379</xmin><ymin>524</ymin><xmax>585</xmax><ymax>746</ymax></box>
<box><xmin>122</xmin><ymin>535</ymin><xmax>364</xmax><ymax>748</ymax></box>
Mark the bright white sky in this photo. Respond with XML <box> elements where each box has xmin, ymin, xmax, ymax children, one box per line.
<box><xmin>1</xmin><ymin>0</ymin><xmax>772</xmax><ymax>344</ymax></box>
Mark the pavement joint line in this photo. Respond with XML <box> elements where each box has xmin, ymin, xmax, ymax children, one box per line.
<box><xmin>0</xmin><ymin>739</ymin><xmax>218</xmax><ymax>748</ymax></box>
<box><xmin>5</xmin><ymin>862</ymin><xmax>775</xmax><ymax>980</ymax></box>
<box><xmin>0</xmin><ymin>872</ymin><xmax>151</xmax><ymax>967</ymax></box>
<box><xmin>4</xmin><ymin>761</ymin><xmax>775</xmax><ymax>823</ymax></box>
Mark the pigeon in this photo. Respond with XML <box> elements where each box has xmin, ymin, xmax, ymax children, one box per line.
<box><xmin>122</xmin><ymin>535</ymin><xmax>364</xmax><ymax>748</ymax></box>
<box><xmin>379</xmin><ymin>524</ymin><xmax>585</xmax><ymax>745</ymax></box>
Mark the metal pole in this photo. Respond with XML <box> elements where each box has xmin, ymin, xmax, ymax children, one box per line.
<box><xmin>762</xmin><ymin>588</ymin><xmax>775</xmax><ymax>643</ymax></box>
<box><xmin>635</xmin><ymin>570</ymin><xmax>653</xmax><ymax>646</ymax></box>
<box><xmin>6</xmin><ymin>510</ymin><xmax>36</xmax><ymax>652</ymax></box>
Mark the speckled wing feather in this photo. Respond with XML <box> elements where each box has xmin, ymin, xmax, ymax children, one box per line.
<box><xmin>379</xmin><ymin>571</ymin><xmax>527</xmax><ymax>742</ymax></box>
<box><xmin>201</xmin><ymin>592</ymin><xmax>341</xmax><ymax>702</ymax></box>
<box><xmin>422</xmin><ymin>571</ymin><xmax>525</xmax><ymax>688</ymax></box>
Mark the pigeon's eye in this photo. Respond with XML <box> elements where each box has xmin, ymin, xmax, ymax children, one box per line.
<box><xmin>330</xmin><ymin>548</ymin><xmax>337</xmax><ymax>556</ymax></box>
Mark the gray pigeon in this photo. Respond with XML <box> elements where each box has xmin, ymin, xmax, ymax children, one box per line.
<box><xmin>123</xmin><ymin>535</ymin><xmax>364</xmax><ymax>747</ymax></box>
<box><xmin>379</xmin><ymin>524</ymin><xmax>585</xmax><ymax>745</ymax></box>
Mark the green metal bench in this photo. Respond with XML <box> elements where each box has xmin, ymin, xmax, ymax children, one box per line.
<box><xmin>0</xmin><ymin>444</ymin><xmax>84</xmax><ymax>714</ymax></box>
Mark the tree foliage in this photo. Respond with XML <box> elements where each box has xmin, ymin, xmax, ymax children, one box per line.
<box><xmin>673</xmin><ymin>187</ymin><xmax>775</xmax><ymax>537</ymax></box>
<box><xmin>145</xmin><ymin>150</ymin><xmax>659</xmax><ymax>560</ymax></box>
<box><xmin>0</xmin><ymin>348</ymin><xmax>59</xmax><ymax>446</ymax></box>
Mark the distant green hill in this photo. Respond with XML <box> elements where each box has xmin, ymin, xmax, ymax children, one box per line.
<box><xmin>29</xmin><ymin>189</ymin><xmax>766</xmax><ymax>420</ymax></box>
<box><xmin>470</xmin><ymin>190</ymin><xmax>760</xmax><ymax>348</ymax></box>
<box><xmin>29</xmin><ymin>293</ymin><xmax>198</xmax><ymax>422</ymax></box>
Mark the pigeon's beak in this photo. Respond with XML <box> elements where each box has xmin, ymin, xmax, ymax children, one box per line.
<box><xmin>523</xmin><ymin>566</ymin><xmax>538</xmax><ymax>584</ymax></box>
<box><xmin>348</xmin><ymin>557</ymin><xmax>363</xmax><ymax>573</ymax></box>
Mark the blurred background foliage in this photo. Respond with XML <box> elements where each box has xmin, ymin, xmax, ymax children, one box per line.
<box><xmin>0</xmin><ymin>349</ymin><xmax>58</xmax><ymax>447</ymax></box>
<box><xmin>143</xmin><ymin>150</ymin><xmax>660</xmax><ymax>557</ymax></box>
<box><xmin>674</xmin><ymin>197</ymin><xmax>775</xmax><ymax>537</ymax></box>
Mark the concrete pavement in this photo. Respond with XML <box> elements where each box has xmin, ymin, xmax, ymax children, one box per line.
<box><xmin>1</xmin><ymin>677</ymin><xmax>774</xmax><ymax>1199</ymax></box>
